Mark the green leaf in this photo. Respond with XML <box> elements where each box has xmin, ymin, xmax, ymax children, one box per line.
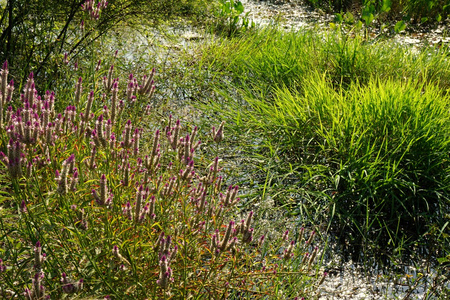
<box><xmin>436</xmin><ymin>14</ymin><xmax>442</xmax><ymax>22</ymax></box>
<box><xmin>362</xmin><ymin>3</ymin><xmax>375</xmax><ymax>26</ymax></box>
<box><xmin>344</xmin><ymin>12</ymin><xmax>354</xmax><ymax>24</ymax></box>
<box><xmin>355</xmin><ymin>20</ymin><xmax>363</xmax><ymax>30</ymax></box>
<box><xmin>234</xmin><ymin>1</ymin><xmax>244</xmax><ymax>14</ymax></box>
<box><xmin>334</xmin><ymin>13</ymin><xmax>343</xmax><ymax>23</ymax></box>
<box><xmin>394</xmin><ymin>20</ymin><xmax>406</xmax><ymax>33</ymax></box>
<box><xmin>362</xmin><ymin>12</ymin><xmax>374</xmax><ymax>25</ymax></box>
<box><xmin>381</xmin><ymin>0</ymin><xmax>392</xmax><ymax>13</ymax></box>
<box><xmin>437</xmin><ymin>256</ymin><xmax>450</xmax><ymax>264</ymax></box>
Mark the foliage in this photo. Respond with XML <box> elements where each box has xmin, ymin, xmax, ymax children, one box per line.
<box><xmin>212</xmin><ymin>0</ymin><xmax>254</xmax><ymax>36</ymax></box>
<box><xmin>198</xmin><ymin>27</ymin><xmax>450</xmax><ymax>93</ymax></box>
<box><xmin>400</xmin><ymin>0</ymin><xmax>450</xmax><ymax>22</ymax></box>
<box><xmin>0</xmin><ymin>0</ymin><xmax>210</xmax><ymax>89</ymax></box>
<box><xmin>305</xmin><ymin>0</ymin><xmax>450</xmax><ymax>30</ymax></box>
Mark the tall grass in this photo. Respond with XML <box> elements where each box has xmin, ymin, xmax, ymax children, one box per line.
<box><xmin>196</xmin><ymin>26</ymin><xmax>450</xmax><ymax>261</ymax></box>
<box><xmin>249</xmin><ymin>75</ymin><xmax>449</xmax><ymax>248</ymax></box>
<box><xmin>198</xmin><ymin>27</ymin><xmax>450</xmax><ymax>94</ymax></box>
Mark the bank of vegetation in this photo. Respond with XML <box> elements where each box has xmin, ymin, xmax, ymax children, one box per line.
<box><xmin>0</xmin><ymin>0</ymin><xmax>448</xmax><ymax>298</ymax></box>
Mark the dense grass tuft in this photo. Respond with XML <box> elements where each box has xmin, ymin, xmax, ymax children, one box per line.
<box><xmin>196</xmin><ymin>26</ymin><xmax>450</xmax><ymax>261</ymax></box>
<box><xmin>198</xmin><ymin>27</ymin><xmax>450</xmax><ymax>95</ymax></box>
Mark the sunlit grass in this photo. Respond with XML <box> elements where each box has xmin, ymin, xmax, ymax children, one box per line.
<box><xmin>1</xmin><ymin>5</ymin><xmax>449</xmax><ymax>298</ymax></box>
<box><xmin>195</xmin><ymin>26</ymin><xmax>450</xmax><ymax>264</ymax></box>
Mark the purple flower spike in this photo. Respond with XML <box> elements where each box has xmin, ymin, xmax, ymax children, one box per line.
<box><xmin>0</xmin><ymin>258</ymin><xmax>6</xmax><ymax>272</ymax></box>
<box><xmin>66</xmin><ymin>154</ymin><xmax>75</xmax><ymax>164</ymax></box>
<box><xmin>95</xmin><ymin>59</ymin><xmax>101</xmax><ymax>71</ymax></box>
<box><xmin>21</xmin><ymin>200</ymin><xmax>27</xmax><ymax>213</ymax></box>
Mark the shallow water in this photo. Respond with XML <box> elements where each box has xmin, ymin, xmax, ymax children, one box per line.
<box><xmin>224</xmin><ymin>2</ymin><xmax>450</xmax><ymax>298</ymax></box>
<box><xmin>105</xmin><ymin>4</ymin><xmax>449</xmax><ymax>298</ymax></box>
<box><xmin>242</xmin><ymin>0</ymin><xmax>450</xmax><ymax>48</ymax></box>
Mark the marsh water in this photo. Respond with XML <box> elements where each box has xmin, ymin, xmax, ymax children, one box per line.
<box><xmin>242</xmin><ymin>0</ymin><xmax>450</xmax><ymax>46</ymax></box>
<box><xmin>105</xmin><ymin>1</ymin><xmax>449</xmax><ymax>298</ymax></box>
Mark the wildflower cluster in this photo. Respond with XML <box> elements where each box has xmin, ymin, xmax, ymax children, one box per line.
<box><xmin>55</xmin><ymin>154</ymin><xmax>78</xmax><ymax>194</ymax></box>
<box><xmin>81</xmin><ymin>0</ymin><xmax>108</xmax><ymax>20</ymax></box>
<box><xmin>0</xmin><ymin>55</ymin><xmax>325</xmax><ymax>299</ymax></box>
<box><xmin>0</xmin><ymin>70</ymin><xmax>58</xmax><ymax>178</ymax></box>
<box><xmin>23</xmin><ymin>241</ymin><xmax>48</xmax><ymax>300</ymax></box>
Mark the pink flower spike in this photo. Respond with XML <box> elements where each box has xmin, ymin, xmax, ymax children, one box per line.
<box><xmin>95</xmin><ymin>59</ymin><xmax>101</xmax><ymax>71</ymax></box>
<box><xmin>66</xmin><ymin>154</ymin><xmax>75</xmax><ymax>164</ymax></box>
<box><xmin>21</xmin><ymin>200</ymin><xmax>27</xmax><ymax>213</ymax></box>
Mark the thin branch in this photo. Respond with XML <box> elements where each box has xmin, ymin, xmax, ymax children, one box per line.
<box><xmin>35</xmin><ymin>0</ymin><xmax>84</xmax><ymax>77</ymax></box>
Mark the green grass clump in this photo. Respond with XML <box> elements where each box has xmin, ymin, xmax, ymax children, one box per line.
<box><xmin>195</xmin><ymin>27</ymin><xmax>450</xmax><ymax>260</ymax></box>
<box><xmin>0</xmin><ymin>59</ymin><xmax>325</xmax><ymax>299</ymax></box>
<box><xmin>198</xmin><ymin>27</ymin><xmax>450</xmax><ymax>94</ymax></box>
<box><xmin>260</xmin><ymin>75</ymin><xmax>449</xmax><ymax>245</ymax></box>
<box><xmin>207</xmin><ymin>71</ymin><xmax>450</xmax><ymax>258</ymax></box>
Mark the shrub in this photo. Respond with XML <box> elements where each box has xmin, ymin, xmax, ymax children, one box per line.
<box><xmin>0</xmin><ymin>0</ymin><xmax>210</xmax><ymax>89</ymax></box>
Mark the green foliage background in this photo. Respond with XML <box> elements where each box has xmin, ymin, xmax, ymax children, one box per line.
<box><xmin>306</xmin><ymin>0</ymin><xmax>449</xmax><ymax>21</ymax></box>
<box><xmin>0</xmin><ymin>0</ymin><xmax>209</xmax><ymax>88</ymax></box>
